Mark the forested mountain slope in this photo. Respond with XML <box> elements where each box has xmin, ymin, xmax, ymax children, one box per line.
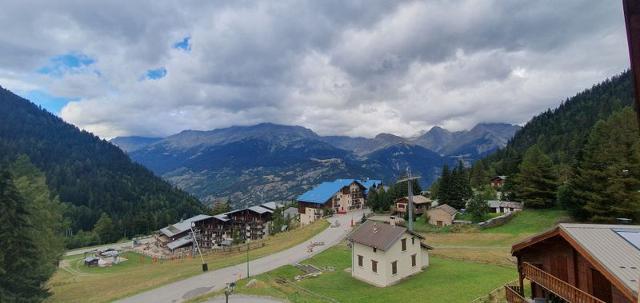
<box><xmin>484</xmin><ymin>71</ymin><xmax>634</xmax><ymax>176</ymax></box>
<box><xmin>0</xmin><ymin>86</ymin><xmax>204</xmax><ymax>237</ymax></box>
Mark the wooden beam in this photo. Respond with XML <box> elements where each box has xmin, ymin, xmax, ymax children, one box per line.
<box><xmin>623</xmin><ymin>0</ymin><xmax>640</xmax><ymax>131</ymax></box>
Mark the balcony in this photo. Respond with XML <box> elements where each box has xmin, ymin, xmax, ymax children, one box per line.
<box><xmin>504</xmin><ymin>285</ymin><xmax>528</xmax><ymax>303</ymax></box>
<box><xmin>506</xmin><ymin>262</ymin><xmax>605</xmax><ymax>303</ymax></box>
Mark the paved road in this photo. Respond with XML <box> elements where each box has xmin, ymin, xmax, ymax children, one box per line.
<box><xmin>205</xmin><ymin>295</ymin><xmax>283</xmax><ymax>303</ymax></box>
<box><xmin>116</xmin><ymin>210</ymin><xmax>366</xmax><ymax>303</ymax></box>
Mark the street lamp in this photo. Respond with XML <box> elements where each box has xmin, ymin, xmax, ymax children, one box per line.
<box><xmin>224</xmin><ymin>282</ymin><xmax>236</xmax><ymax>303</ymax></box>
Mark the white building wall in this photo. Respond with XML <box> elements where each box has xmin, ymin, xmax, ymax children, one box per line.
<box><xmin>384</xmin><ymin>235</ymin><xmax>424</xmax><ymax>285</ymax></box>
<box><xmin>351</xmin><ymin>242</ymin><xmax>388</xmax><ymax>287</ymax></box>
<box><xmin>351</xmin><ymin>235</ymin><xmax>427</xmax><ymax>287</ymax></box>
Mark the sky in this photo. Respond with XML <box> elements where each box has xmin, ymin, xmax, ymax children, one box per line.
<box><xmin>0</xmin><ymin>1</ymin><xmax>631</xmax><ymax>139</ymax></box>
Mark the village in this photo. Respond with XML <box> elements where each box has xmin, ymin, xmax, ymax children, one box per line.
<box><xmin>62</xmin><ymin>173</ymin><xmax>639</xmax><ymax>303</ymax></box>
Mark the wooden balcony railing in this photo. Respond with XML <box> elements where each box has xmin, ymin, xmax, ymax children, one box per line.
<box><xmin>504</xmin><ymin>285</ymin><xmax>528</xmax><ymax>303</ymax></box>
<box><xmin>522</xmin><ymin>262</ymin><xmax>605</xmax><ymax>303</ymax></box>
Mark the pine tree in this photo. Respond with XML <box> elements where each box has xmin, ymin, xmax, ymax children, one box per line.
<box><xmin>9</xmin><ymin>156</ymin><xmax>64</xmax><ymax>286</ymax></box>
<box><xmin>470</xmin><ymin>161</ymin><xmax>488</xmax><ymax>188</ymax></box>
<box><xmin>448</xmin><ymin>161</ymin><xmax>472</xmax><ymax>209</ymax></box>
<box><xmin>513</xmin><ymin>145</ymin><xmax>558</xmax><ymax>208</ymax></box>
<box><xmin>436</xmin><ymin>164</ymin><xmax>452</xmax><ymax>204</ymax></box>
<box><xmin>568</xmin><ymin>108</ymin><xmax>640</xmax><ymax>222</ymax></box>
<box><xmin>93</xmin><ymin>213</ymin><xmax>116</xmax><ymax>244</ymax></box>
<box><xmin>0</xmin><ymin>170</ymin><xmax>51</xmax><ymax>302</ymax></box>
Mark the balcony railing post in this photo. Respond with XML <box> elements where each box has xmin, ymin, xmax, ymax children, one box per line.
<box><xmin>520</xmin><ymin>262</ymin><xmax>605</xmax><ymax>303</ymax></box>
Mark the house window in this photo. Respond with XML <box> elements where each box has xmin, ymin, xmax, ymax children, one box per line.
<box><xmin>358</xmin><ymin>255</ymin><xmax>363</xmax><ymax>267</ymax></box>
<box><xmin>373</xmin><ymin>247</ymin><xmax>377</xmax><ymax>253</ymax></box>
<box><xmin>371</xmin><ymin>260</ymin><xmax>378</xmax><ymax>273</ymax></box>
<box><xmin>412</xmin><ymin>237</ymin><xmax>415</xmax><ymax>245</ymax></box>
<box><xmin>401</xmin><ymin>238</ymin><xmax>407</xmax><ymax>251</ymax></box>
<box><xmin>411</xmin><ymin>254</ymin><xmax>416</xmax><ymax>267</ymax></box>
<box><xmin>391</xmin><ymin>261</ymin><xmax>397</xmax><ymax>275</ymax></box>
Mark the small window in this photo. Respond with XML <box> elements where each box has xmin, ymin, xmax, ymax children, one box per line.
<box><xmin>401</xmin><ymin>238</ymin><xmax>407</xmax><ymax>251</ymax></box>
<box><xmin>412</xmin><ymin>237</ymin><xmax>415</xmax><ymax>245</ymax></box>
<box><xmin>392</xmin><ymin>261</ymin><xmax>397</xmax><ymax>275</ymax></box>
<box><xmin>373</xmin><ymin>247</ymin><xmax>377</xmax><ymax>253</ymax></box>
<box><xmin>358</xmin><ymin>255</ymin><xmax>363</xmax><ymax>267</ymax></box>
<box><xmin>411</xmin><ymin>254</ymin><xmax>417</xmax><ymax>267</ymax></box>
<box><xmin>372</xmin><ymin>260</ymin><xmax>378</xmax><ymax>273</ymax></box>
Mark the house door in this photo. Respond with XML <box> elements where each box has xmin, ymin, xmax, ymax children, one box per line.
<box><xmin>437</xmin><ymin>221</ymin><xmax>443</xmax><ymax>227</ymax></box>
<box><xmin>591</xmin><ymin>269</ymin><xmax>612</xmax><ymax>302</ymax></box>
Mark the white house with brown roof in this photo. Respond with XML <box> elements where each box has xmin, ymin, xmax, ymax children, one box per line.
<box><xmin>426</xmin><ymin>204</ymin><xmax>457</xmax><ymax>227</ymax></box>
<box><xmin>347</xmin><ymin>220</ymin><xmax>432</xmax><ymax>287</ymax></box>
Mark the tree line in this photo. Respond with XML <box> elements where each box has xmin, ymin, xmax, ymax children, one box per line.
<box><xmin>475</xmin><ymin>71</ymin><xmax>640</xmax><ymax>223</ymax></box>
<box><xmin>0</xmin><ymin>87</ymin><xmax>206</xmax><ymax>249</ymax></box>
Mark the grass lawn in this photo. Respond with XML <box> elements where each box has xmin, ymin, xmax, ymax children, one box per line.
<box><xmin>202</xmin><ymin>243</ymin><xmax>516</xmax><ymax>303</ymax></box>
<box><xmin>46</xmin><ymin>220</ymin><xmax>329</xmax><ymax>303</ymax></box>
<box><xmin>425</xmin><ymin>209</ymin><xmax>570</xmax><ymax>266</ymax></box>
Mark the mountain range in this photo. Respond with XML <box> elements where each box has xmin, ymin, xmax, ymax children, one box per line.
<box><xmin>112</xmin><ymin>122</ymin><xmax>519</xmax><ymax>208</ymax></box>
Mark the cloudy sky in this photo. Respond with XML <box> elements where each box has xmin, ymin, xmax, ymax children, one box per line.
<box><xmin>0</xmin><ymin>1</ymin><xmax>631</xmax><ymax>139</ymax></box>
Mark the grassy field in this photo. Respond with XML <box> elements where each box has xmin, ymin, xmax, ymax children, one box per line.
<box><xmin>426</xmin><ymin>209</ymin><xmax>570</xmax><ymax>266</ymax></box>
<box><xmin>46</xmin><ymin>220</ymin><xmax>329</xmax><ymax>303</ymax></box>
<box><xmin>192</xmin><ymin>209</ymin><xmax>568</xmax><ymax>303</ymax></box>
<box><xmin>197</xmin><ymin>244</ymin><xmax>516</xmax><ymax>303</ymax></box>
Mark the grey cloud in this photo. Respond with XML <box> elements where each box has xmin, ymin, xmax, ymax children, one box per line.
<box><xmin>0</xmin><ymin>0</ymin><xmax>631</xmax><ymax>139</ymax></box>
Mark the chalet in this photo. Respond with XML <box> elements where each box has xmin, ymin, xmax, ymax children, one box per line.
<box><xmin>426</xmin><ymin>204</ymin><xmax>457</xmax><ymax>227</ymax></box>
<box><xmin>193</xmin><ymin>214</ymin><xmax>233</xmax><ymax>249</ymax></box>
<box><xmin>490</xmin><ymin>175</ymin><xmax>507</xmax><ymax>188</ymax></box>
<box><xmin>393</xmin><ymin>195</ymin><xmax>431</xmax><ymax>216</ymax></box>
<box><xmin>348</xmin><ymin>220</ymin><xmax>432</xmax><ymax>287</ymax></box>
<box><xmin>506</xmin><ymin>223</ymin><xmax>640</xmax><ymax>303</ymax></box>
<box><xmin>487</xmin><ymin>200</ymin><xmax>523</xmax><ymax>214</ymax></box>
<box><xmin>158</xmin><ymin>214</ymin><xmax>213</xmax><ymax>252</ymax></box>
<box><xmin>297</xmin><ymin>179</ymin><xmax>382</xmax><ymax>225</ymax></box>
<box><xmin>225</xmin><ymin>206</ymin><xmax>273</xmax><ymax>242</ymax></box>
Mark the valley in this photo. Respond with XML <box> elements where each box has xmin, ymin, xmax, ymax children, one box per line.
<box><xmin>112</xmin><ymin>123</ymin><xmax>519</xmax><ymax>208</ymax></box>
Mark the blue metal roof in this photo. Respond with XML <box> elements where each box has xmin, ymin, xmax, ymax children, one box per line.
<box><xmin>297</xmin><ymin>178</ymin><xmax>382</xmax><ymax>204</ymax></box>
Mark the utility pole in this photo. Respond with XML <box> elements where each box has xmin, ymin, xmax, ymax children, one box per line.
<box><xmin>246</xmin><ymin>240</ymin><xmax>250</xmax><ymax>278</ymax></box>
<box><xmin>397</xmin><ymin>167</ymin><xmax>420</xmax><ymax>231</ymax></box>
<box><xmin>190</xmin><ymin>222</ymin><xmax>207</xmax><ymax>271</ymax></box>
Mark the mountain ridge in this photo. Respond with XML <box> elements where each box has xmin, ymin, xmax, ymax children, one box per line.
<box><xmin>113</xmin><ymin>122</ymin><xmax>518</xmax><ymax>208</ymax></box>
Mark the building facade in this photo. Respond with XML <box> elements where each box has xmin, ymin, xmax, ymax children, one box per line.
<box><xmin>426</xmin><ymin>204</ymin><xmax>457</xmax><ymax>227</ymax></box>
<box><xmin>348</xmin><ymin>221</ymin><xmax>431</xmax><ymax>287</ymax></box>
<box><xmin>506</xmin><ymin>223</ymin><xmax>640</xmax><ymax>303</ymax></box>
<box><xmin>297</xmin><ymin>179</ymin><xmax>382</xmax><ymax>225</ymax></box>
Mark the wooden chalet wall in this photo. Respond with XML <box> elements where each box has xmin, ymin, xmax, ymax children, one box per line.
<box><xmin>515</xmin><ymin>236</ymin><xmax>633</xmax><ymax>303</ymax></box>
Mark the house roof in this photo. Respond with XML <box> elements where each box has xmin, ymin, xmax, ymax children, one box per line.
<box><xmin>160</xmin><ymin>214</ymin><xmax>212</xmax><ymax>237</ymax></box>
<box><xmin>487</xmin><ymin>200</ymin><xmax>523</xmax><ymax>209</ymax></box>
<box><xmin>248</xmin><ymin>205</ymin><xmax>273</xmax><ymax>214</ymax></box>
<box><xmin>429</xmin><ymin>204</ymin><xmax>457</xmax><ymax>216</ymax></box>
<box><xmin>260</xmin><ymin>201</ymin><xmax>283</xmax><ymax>210</ymax></box>
<box><xmin>491</xmin><ymin>175</ymin><xmax>507</xmax><ymax>181</ymax></box>
<box><xmin>396</xmin><ymin>195</ymin><xmax>431</xmax><ymax>205</ymax></box>
<box><xmin>213</xmin><ymin>214</ymin><xmax>230</xmax><ymax>222</ymax></box>
<box><xmin>297</xmin><ymin>179</ymin><xmax>377</xmax><ymax>204</ymax></box>
<box><xmin>513</xmin><ymin>223</ymin><xmax>640</xmax><ymax>300</ymax></box>
<box><xmin>347</xmin><ymin>220</ymin><xmax>424</xmax><ymax>251</ymax></box>
<box><xmin>167</xmin><ymin>235</ymin><xmax>193</xmax><ymax>250</ymax></box>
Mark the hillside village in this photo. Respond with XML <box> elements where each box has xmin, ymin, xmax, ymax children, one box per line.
<box><xmin>3</xmin><ymin>2</ymin><xmax>640</xmax><ymax>303</ymax></box>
